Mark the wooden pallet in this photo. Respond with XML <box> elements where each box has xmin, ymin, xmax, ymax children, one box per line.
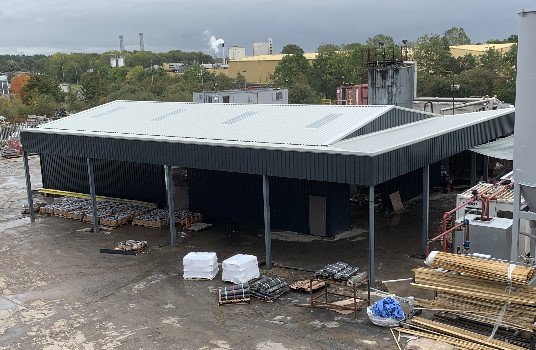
<box><xmin>290</xmin><ymin>279</ymin><xmax>326</xmax><ymax>292</ymax></box>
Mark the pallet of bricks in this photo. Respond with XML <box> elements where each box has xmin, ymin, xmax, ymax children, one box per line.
<box><xmin>40</xmin><ymin>197</ymin><xmax>152</xmax><ymax>228</ymax></box>
<box><xmin>396</xmin><ymin>251</ymin><xmax>536</xmax><ymax>350</ymax></box>
<box><xmin>132</xmin><ymin>209</ymin><xmax>203</xmax><ymax>229</ymax></box>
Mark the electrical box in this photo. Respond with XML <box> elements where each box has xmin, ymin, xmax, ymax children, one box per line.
<box><xmin>454</xmin><ymin>214</ymin><xmax>512</xmax><ymax>260</ymax></box>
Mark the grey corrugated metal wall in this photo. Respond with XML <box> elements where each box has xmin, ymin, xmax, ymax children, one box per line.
<box><xmin>188</xmin><ymin>169</ymin><xmax>349</xmax><ymax>237</ymax></box>
<box><xmin>40</xmin><ymin>154</ymin><xmax>167</xmax><ymax>206</ymax></box>
<box><xmin>21</xmin><ymin>111</ymin><xmax>513</xmax><ymax>187</ymax></box>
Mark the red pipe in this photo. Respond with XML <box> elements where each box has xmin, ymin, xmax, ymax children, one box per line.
<box><xmin>427</xmin><ymin>221</ymin><xmax>466</xmax><ymax>255</ymax></box>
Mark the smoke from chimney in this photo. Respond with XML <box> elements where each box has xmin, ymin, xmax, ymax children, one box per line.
<box><xmin>203</xmin><ymin>30</ymin><xmax>224</xmax><ymax>54</ymax></box>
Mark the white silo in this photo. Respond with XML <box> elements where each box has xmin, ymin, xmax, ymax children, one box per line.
<box><xmin>110</xmin><ymin>55</ymin><xmax>117</xmax><ymax>67</ymax></box>
<box><xmin>512</xmin><ymin>10</ymin><xmax>536</xmax><ymax>262</ymax></box>
<box><xmin>117</xmin><ymin>56</ymin><xmax>125</xmax><ymax>67</ymax></box>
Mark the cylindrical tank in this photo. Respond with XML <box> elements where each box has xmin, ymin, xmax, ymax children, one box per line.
<box><xmin>109</xmin><ymin>56</ymin><xmax>117</xmax><ymax>68</ymax></box>
<box><xmin>117</xmin><ymin>56</ymin><xmax>125</xmax><ymax>67</ymax></box>
<box><xmin>513</xmin><ymin>10</ymin><xmax>536</xmax><ymax>188</ymax></box>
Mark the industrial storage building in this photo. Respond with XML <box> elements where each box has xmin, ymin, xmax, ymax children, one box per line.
<box><xmin>20</xmin><ymin>100</ymin><xmax>515</xmax><ymax>284</ymax></box>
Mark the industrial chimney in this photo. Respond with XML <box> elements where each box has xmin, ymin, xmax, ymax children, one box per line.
<box><xmin>139</xmin><ymin>33</ymin><xmax>144</xmax><ymax>51</ymax></box>
<box><xmin>119</xmin><ymin>35</ymin><xmax>124</xmax><ymax>52</ymax></box>
<box><xmin>222</xmin><ymin>41</ymin><xmax>225</xmax><ymax>65</ymax></box>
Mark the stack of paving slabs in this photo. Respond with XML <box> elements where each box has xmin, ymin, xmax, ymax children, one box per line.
<box><xmin>218</xmin><ymin>283</ymin><xmax>250</xmax><ymax>305</ymax></box>
<box><xmin>314</xmin><ymin>262</ymin><xmax>359</xmax><ymax>282</ymax></box>
<box><xmin>183</xmin><ymin>252</ymin><xmax>218</xmax><ymax>280</ymax></box>
<box><xmin>40</xmin><ymin>197</ymin><xmax>151</xmax><ymax>227</ymax></box>
<box><xmin>132</xmin><ymin>209</ymin><xmax>204</xmax><ymax>229</ymax></box>
<box><xmin>250</xmin><ymin>277</ymin><xmax>290</xmax><ymax>301</ymax></box>
<box><xmin>175</xmin><ymin>210</ymin><xmax>202</xmax><ymax>225</ymax></box>
<box><xmin>403</xmin><ymin>252</ymin><xmax>536</xmax><ymax>348</ymax></box>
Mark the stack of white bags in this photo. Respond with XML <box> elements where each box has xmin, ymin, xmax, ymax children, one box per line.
<box><xmin>222</xmin><ymin>254</ymin><xmax>260</xmax><ymax>284</ymax></box>
<box><xmin>183</xmin><ymin>252</ymin><xmax>219</xmax><ymax>280</ymax></box>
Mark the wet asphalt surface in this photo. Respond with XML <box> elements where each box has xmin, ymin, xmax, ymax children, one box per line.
<box><xmin>0</xmin><ymin>156</ymin><xmax>455</xmax><ymax>350</ymax></box>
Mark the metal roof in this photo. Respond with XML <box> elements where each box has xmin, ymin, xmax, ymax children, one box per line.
<box><xmin>20</xmin><ymin>101</ymin><xmax>515</xmax><ymax>186</ymax></box>
<box><xmin>331</xmin><ymin>108</ymin><xmax>515</xmax><ymax>156</ymax></box>
<box><xmin>228</xmin><ymin>53</ymin><xmax>318</xmax><ymax>62</ymax></box>
<box><xmin>470</xmin><ymin>135</ymin><xmax>514</xmax><ymax>160</ymax></box>
<box><xmin>26</xmin><ymin>100</ymin><xmax>424</xmax><ymax>147</ymax></box>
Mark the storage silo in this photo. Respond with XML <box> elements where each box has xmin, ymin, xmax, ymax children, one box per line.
<box><xmin>512</xmin><ymin>10</ymin><xmax>536</xmax><ymax>262</ymax></box>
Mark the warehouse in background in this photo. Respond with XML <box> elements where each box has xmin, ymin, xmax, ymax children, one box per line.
<box><xmin>193</xmin><ymin>88</ymin><xmax>288</xmax><ymax>104</ymax></box>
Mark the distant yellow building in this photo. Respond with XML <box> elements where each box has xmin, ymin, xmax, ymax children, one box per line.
<box><xmin>228</xmin><ymin>53</ymin><xmax>318</xmax><ymax>83</ymax></box>
<box><xmin>449</xmin><ymin>43</ymin><xmax>515</xmax><ymax>58</ymax></box>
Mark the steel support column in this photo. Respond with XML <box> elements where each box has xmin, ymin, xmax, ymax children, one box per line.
<box><xmin>23</xmin><ymin>151</ymin><xmax>35</xmax><ymax>222</ymax></box>
<box><xmin>263</xmin><ymin>175</ymin><xmax>272</xmax><ymax>269</ymax></box>
<box><xmin>483</xmin><ymin>156</ymin><xmax>489</xmax><ymax>182</ymax></box>
<box><xmin>368</xmin><ymin>186</ymin><xmax>375</xmax><ymax>288</ymax></box>
<box><xmin>86</xmin><ymin>158</ymin><xmax>99</xmax><ymax>233</ymax></box>
<box><xmin>422</xmin><ymin>165</ymin><xmax>430</xmax><ymax>256</ymax></box>
<box><xmin>165</xmin><ymin>165</ymin><xmax>177</xmax><ymax>246</ymax></box>
<box><xmin>511</xmin><ymin>183</ymin><xmax>521</xmax><ymax>261</ymax></box>
<box><xmin>470</xmin><ymin>152</ymin><xmax>477</xmax><ymax>187</ymax></box>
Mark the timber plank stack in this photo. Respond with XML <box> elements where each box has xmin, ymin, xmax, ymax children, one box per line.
<box><xmin>404</xmin><ymin>252</ymin><xmax>536</xmax><ymax>347</ymax></box>
<box><xmin>427</xmin><ymin>251</ymin><xmax>534</xmax><ymax>285</ymax></box>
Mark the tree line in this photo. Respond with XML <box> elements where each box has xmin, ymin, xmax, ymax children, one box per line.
<box><xmin>0</xmin><ymin>27</ymin><xmax>517</xmax><ymax>120</ymax></box>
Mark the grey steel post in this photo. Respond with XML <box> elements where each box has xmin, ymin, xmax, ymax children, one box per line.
<box><xmin>368</xmin><ymin>186</ymin><xmax>375</xmax><ymax>288</ymax></box>
<box><xmin>470</xmin><ymin>152</ymin><xmax>477</xmax><ymax>187</ymax></box>
<box><xmin>86</xmin><ymin>158</ymin><xmax>99</xmax><ymax>233</ymax></box>
<box><xmin>165</xmin><ymin>165</ymin><xmax>177</xmax><ymax>246</ymax></box>
<box><xmin>263</xmin><ymin>175</ymin><xmax>272</xmax><ymax>269</ymax></box>
<box><xmin>22</xmin><ymin>151</ymin><xmax>35</xmax><ymax>222</ymax></box>
<box><xmin>511</xmin><ymin>182</ymin><xmax>520</xmax><ymax>261</ymax></box>
<box><xmin>531</xmin><ymin>221</ymin><xmax>536</xmax><ymax>259</ymax></box>
<box><xmin>483</xmin><ymin>156</ymin><xmax>489</xmax><ymax>182</ymax></box>
<box><xmin>422</xmin><ymin>165</ymin><xmax>430</xmax><ymax>256</ymax></box>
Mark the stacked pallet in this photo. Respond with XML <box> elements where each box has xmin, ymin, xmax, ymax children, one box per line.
<box><xmin>132</xmin><ymin>209</ymin><xmax>204</xmax><ymax>229</ymax></box>
<box><xmin>41</xmin><ymin>197</ymin><xmax>151</xmax><ymax>227</ymax></box>
<box><xmin>426</xmin><ymin>251</ymin><xmax>535</xmax><ymax>285</ymax></box>
<box><xmin>397</xmin><ymin>317</ymin><xmax>527</xmax><ymax>350</ymax></box>
<box><xmin>408</xmin><ymin>252</ymin><xmax>536</xmax><ymax>345</ymax></box>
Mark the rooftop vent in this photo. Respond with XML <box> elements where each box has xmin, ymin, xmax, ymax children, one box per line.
<box><xmin>150</xmin><ymin>109</ymin><xmax>186</xmax><ymax>122</ymax></box>
<box><xmin>222</xmin><ymin>111</ymin><xmax>257</xmax><ymax>125</ymax></box>
<box><xmin>306</xmin><ymin>113</ymin><xmax>343</xmax><ymax>128</ymax></box>
<box><xmin>87</xmin><ymin>107</ymin><xmax>126</xmax><ymax>119</ymax></box>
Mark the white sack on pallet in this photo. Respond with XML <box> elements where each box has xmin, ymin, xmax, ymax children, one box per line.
<box><xmin>222</xmin><ymin>254</ymin><xmax>260</xmax><ymax>284</ymax></box>
<box><xmin>183</xmin><ymin>252</ymin><xmax>219</xmax><ymax>280</ymax></box>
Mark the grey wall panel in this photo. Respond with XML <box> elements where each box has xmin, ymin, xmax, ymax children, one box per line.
<box><xmin>188</xmin><ymin>169</ymin><xmax>350</xmax><ymax>237</ymax></box>
<box><xmin>40</xmin><ymin>154</ymin><xmax>166</xmax><ymax>206</ymax></box>
<box><xmin>21</xmin><ymin>111</ymin><xmax>513</xmax><ymax>188</ymax></box>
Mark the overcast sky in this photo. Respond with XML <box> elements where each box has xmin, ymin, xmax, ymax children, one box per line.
<box><xmin>1</xmin><ymin>0</ymin><xmax>533</xmax><ymax>57</ymax></box>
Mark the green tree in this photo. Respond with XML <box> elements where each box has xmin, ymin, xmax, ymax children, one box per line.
<box><xmin>365</xmin><ymin>34</ymin><xmax>395</xmax><ymax>47</ymax></box>
<box><xmin>413</xmin><ymin>34</ymin><xmax>455</xmax><ymax>75</ymax></box>
<box><xmin>281</xmin><ymin>44</ymin><xmax>304</xmax><ymax>55</ymax></box>
<box><xmin>442</xmin><ymin>27</ymin><xmax>471</xmax><ymax>46</ymax></box>
<box><xmin>20</xmin><ymin>75</ymin><xmax>63</xmax><ymax>104</ymax></box>
<box><xmin>316</xmin><ymin>43</ymin><xmax>340</xmax><ymax>53</ymax></box>
<box><xmin>80</xmin><ymin>72</ymin><xmax>109</xmax><ymax>106</ymax></box>
<box><xmin>272</xmin><ymin>53</ymin><xmax>311</xmax><ymax>86</ymax></box>
<box><xmin>288</xmin><ymin>74</ymin><xmax>319</xmax><ymax>104</ymax></box>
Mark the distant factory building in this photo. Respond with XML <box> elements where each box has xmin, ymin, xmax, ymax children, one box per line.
<box><xmin>193</xmin><ymin>88</ymin><xmax>288</xmax><ymax>104</ymax></box>
<box><xmin>228</xmin><ymin>53</ymin><xmax>318</xmax><ymax>83</ymax></box>
<box><xmin>449</xmin><ymin>43</ymin><xmax>515</xmax><ymax>58</ymax></box>
<box><xmin>0</xmin><ymin>75</ymin><xmax>8</xmax><ymax>96</ymax></box>
<box><xmin>163</xmin><ymin>63</ymin><xmax>187</xmax><ymax>72</ymax></box>
<box><xmin>253</xmin><ymin>38</ymin><xmax>273</xmax><ymax>56</ymax></box>
<box><xmin>228</xmin><ymin>46</ymin><xmax>246</xmax><ymax>60</ymax></box>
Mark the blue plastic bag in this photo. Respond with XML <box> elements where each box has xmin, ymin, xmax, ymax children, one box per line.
<box><xmin>371</xmin><ymin>296</ymin><xmax>405</xmax><ymax>320</ymax></box>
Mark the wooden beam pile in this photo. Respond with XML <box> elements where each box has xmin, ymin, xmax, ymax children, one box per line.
<box><xmin>427</xmin><ymin>251</ymin><xmax>535</xmax><ymax>285</ymax></box>
<box><xmin>396</xmin><ymin>317</ymin><xmax>527</xmax><ymax>350</ymax></box>
<box><xmin>407</xmin><ymin>253</ymin><xmax>536</xmax><ymax>346</ymax></box>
